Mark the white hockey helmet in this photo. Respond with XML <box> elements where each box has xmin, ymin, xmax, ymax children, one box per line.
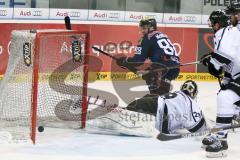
<box><xmin>180</xmin><ymin>80</ymin><xmax>198</xmax><ymax>99</ymax></box>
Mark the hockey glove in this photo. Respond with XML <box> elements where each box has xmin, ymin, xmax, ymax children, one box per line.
<box><xmin>116</xmin><ymin>56</ymin><xmax>127</xmax><ymax>67</ymax></box>
<box><xmin>115</xmin><ymin>56</ymin><xmax>138</xmax><ymax>73</ymax></box>
<box><xmin>200</xmin><ymin>53</ymin><xmax>212</xmax><ymax>66</ymax></box>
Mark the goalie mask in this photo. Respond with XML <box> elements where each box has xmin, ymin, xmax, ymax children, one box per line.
<box><xmin>208</xmin><ymin>10</ymin><xmax>229</xmax><ymax>28</ymax></box>
<box><xmin>180</xmin><ymin>80</ymin><xmax>198</xmax><ymax>99</ymax></box>
<box><xmin>139</xmin><ymin>18</ymin><xmax>157</xmax><ymax>32</ymax></box>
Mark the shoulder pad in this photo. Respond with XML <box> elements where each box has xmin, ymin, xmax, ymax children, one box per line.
<box><xmin>147</xmin><ymin>31</ymin><xmax>162</xmax><ymax>39</ymax></box>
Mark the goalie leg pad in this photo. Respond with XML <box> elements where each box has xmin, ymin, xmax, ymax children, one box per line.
<box><xmin>126</xmin><ymin>94</ymin><xmax>158</xmax><ymax>116</ymax></box>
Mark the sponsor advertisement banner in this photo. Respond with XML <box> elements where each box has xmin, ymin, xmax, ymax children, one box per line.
<box><xmin>201</xmin><ymin>15</ymin><xmax>210</xmax><ymax>25</ymax></box>
<box><xmin>49</xmin><ymin>9</ymin><xmax>88</xmax><ymax>20</ymax></box>
<box><xmin>0</xmin><ymin>23</ymin><xmax>207</xmax><ymax>79</ymax></box>
<box><xmin>89</xmin><ymin>72</ymin><xmax>218</xmax><ymax>81</ymax></box>
<box><xmin>203</xmin><ymin>0</ymin><xmax>234</xmax><ymax>6</ymax></box>
<box><xmin>124</xmin><ymin>11</ymin><xmax>163</xmax><ymax>22</ymax></box>
<box><xmin>88</xmin><ymin>10</ymin><xmax>125</xmax><ymax>21</ymax></box>
<box><xmin>0</xmin><ymin>72</ymin><xmax>218</xmax><ymax>82</ymax></box>
<box><xmin>13</xmin><ymin>8</ymin><xmax>49</xmax><ymax>19</ymax></box>
<box><xmin>0</xmin><ymin>8</ymin><xmax>13</xmax><ymax>19</ymax></box>
<box><xmin>202</xmin><ymin>0</ymin><xmax>233</xmax><ymax>13</ymax></box>
<box><xmin>163</xmin><ymin>13</ymin><xmax>202</xmax><ymax>24</ymax></box>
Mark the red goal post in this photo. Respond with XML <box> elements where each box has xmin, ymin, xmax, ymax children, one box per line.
<box><xmin>0</xmin><ymin>29</ymin><xmax>90</xmax><ymax>144</ymax></box>
<box><xmin>31</xmin><ymin>30</ymin><xmax>90</xmax><ymax>143</ymax></box>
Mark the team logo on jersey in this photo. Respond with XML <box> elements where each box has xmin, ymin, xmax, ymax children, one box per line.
<box><xmin>23</xmin><ymin>42</ymin><xmax>32</xmax><ymax>66</ymax></box>
<box><xmin>72</xmin><ymin>40</ymin><xmax>82</xmax><ymax>62</ymax></box>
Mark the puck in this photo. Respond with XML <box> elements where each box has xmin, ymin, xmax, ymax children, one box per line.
<box><xmin>38</xmin><ymin>126</ymin><xmax>44</xmax><ymax>132</ymax></box>
<box><xmin>30</xmin><ymin>29</ymin><xmax>37</xmax><ymax>33</ymax></box>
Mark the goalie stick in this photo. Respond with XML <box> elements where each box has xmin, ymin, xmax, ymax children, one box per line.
<box><xmin>157</xmin><ymin>123</ymin><xmax>240</xmax><ymax>141</ymax></box>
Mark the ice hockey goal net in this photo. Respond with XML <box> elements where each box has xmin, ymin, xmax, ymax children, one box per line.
<box><xmin>0</xmin><ymin>29</ymin><xmax>89</xmax><ymax>143</ymax></box>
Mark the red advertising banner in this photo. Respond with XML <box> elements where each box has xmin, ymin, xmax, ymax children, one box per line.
<box><xmin>0</xmin><ymin>23</ymin><xmax>198</xmax><ymax>75</ymax></box>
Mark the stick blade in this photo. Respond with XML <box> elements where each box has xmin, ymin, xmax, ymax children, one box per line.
<box><xmin>64</xmin><ymin>16</ymin><xmax>71</xmax><ymax>30</ymax></box>
<box><xmin>157</xmin><ymin>133</ymin><xmax>182</xmax><ymax>141</ymax></box>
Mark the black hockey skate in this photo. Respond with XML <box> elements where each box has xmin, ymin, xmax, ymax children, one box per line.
<box><xmin>202</xmin><ymin>133</ymin><xmax>217</xmax><ymax>146</ymax></box>
<box><xmin>233</xmin><ymin>102</ymin><xmax>240</xmax><ymax>125</ymax></box>
<box><xmin>205</xmin><ymin>140</ymin><xmax>228</xmax><ymax>158</ymax></box>
<box><xmin>202</xmin><ymin>132</ymin><xmax>227</xmax><ymax>149</ymax></box>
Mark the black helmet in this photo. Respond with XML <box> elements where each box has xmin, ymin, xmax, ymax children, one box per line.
<box><xmin>180</xmin><ymin>80</ymin><xmax>198</xmax><ymax>99</ymax></box>
<box><xmin>225</xmin><ymin>1</ymin><xmax>240</xmax><ymax>14</ymax></box>
<box><xmin>139</xmin><ymin>18</ymin><xmax>157</xmax><ymax>30</ymax></box>
<box><xmin>209</xmin><ymin>10</ymin><xmax>229</xmax><ymax>28</ymax></box>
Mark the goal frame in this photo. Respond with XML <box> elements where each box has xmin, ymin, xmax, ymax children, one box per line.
<box><xmin>31</xmin><ymin>30</ymin><xmax>89</xmax><ymax>144</ymax></box>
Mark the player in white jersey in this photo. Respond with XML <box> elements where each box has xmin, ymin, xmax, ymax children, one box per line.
<box><xmin>126</xmin><ymin>80</ymin><xmax>207</xmax><ymax>134</ymax></box>
<box><xmin>225</xmin><ymin>2</ymin><xmax>240</xmax><ymax>30</ymax></box>
<box><xmin>201</xmin><ymin>10</ymin><xmax>240</xmax><ymax>158</ymax></box>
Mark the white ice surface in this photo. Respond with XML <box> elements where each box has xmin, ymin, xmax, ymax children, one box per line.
<box><xmin>1</xmin><ymin>81</ymin><xmax>240</xmax><ymax>160</ymax></box>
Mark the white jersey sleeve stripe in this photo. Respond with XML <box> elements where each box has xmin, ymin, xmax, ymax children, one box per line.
<box><xmin>216</xmin><ymin>27</ymin><xmax>227</xmax><ymax>50</ymax></box>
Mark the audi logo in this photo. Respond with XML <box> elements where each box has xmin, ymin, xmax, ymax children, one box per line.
<box><xmin>0</xmin><ymin>10</ymin><xmax>7</xmax><ymax>16</ymax></box>
<box><xmin>109</xmin><ymin>13</ymin><xmax>120</xmax><ymax>19</ymax></box>
<box><xmin>70</xmin><ymin>11</ymin><xmax>81</xmax><ymax>17</ymax></box>
<box><xmin>184</xmin><ymin>16</ymin><xmax>197</xmax><ymax>22</ymax></box>
<box><xmin>144</xmin><ymin>15</ymin><xmax>155</xmax><ymax>19</ymax></box>
<box><xmin>33</xmin><ymin>10</ymin><xmax>42</xmax><ymax>16</ymax></box>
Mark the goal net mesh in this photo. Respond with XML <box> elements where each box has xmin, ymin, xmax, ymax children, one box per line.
<box><xmin>0</xmin><ymin>30</ymin><xmax>89</xmax><ymax>143</ymax></box>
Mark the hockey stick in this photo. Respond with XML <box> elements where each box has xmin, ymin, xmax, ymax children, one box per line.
<box><xmin>92</xmin><ymin>46</ymin><xmax>118</xmax><ymax>61</ymax></box>
<box><xmin>64</xmin><ymin>16</ymin><xmax>71</xmax><ymax>30</ymax></box>
<box><xmin>157</xmin><ymin>123</ymin><xmax>240</xmax><ymax>141</ymax></box>
<box><xmin>136</xmin><ymin>61</ymin><xmax>201</xmax><ymax>76</ymax></box>
<box><xmin>92</xmin><ymin>46</ymin><xmax>138</xmax><ymax>73</ymax></box>
<box><xmin>64</xmin><ymin>16</ymin><xmax>80</xmax><ymax>41</ymax></box>
<box><xmin>92</xmin><ymin>47</ymin><xmax>201</xmax><ymax>76</ymax></box>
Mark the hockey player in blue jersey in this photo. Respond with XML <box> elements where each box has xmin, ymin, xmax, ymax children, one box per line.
<box><xmin>116</xmin><ymin>18</ymin><xmax>180</xmax><ymax>95</ymax></box>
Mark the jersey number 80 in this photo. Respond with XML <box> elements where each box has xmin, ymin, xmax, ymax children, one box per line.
<box><xmin>157</xmin><ymin>38</ymin><xmax>177</xmax><ymax>56</ymax></box>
